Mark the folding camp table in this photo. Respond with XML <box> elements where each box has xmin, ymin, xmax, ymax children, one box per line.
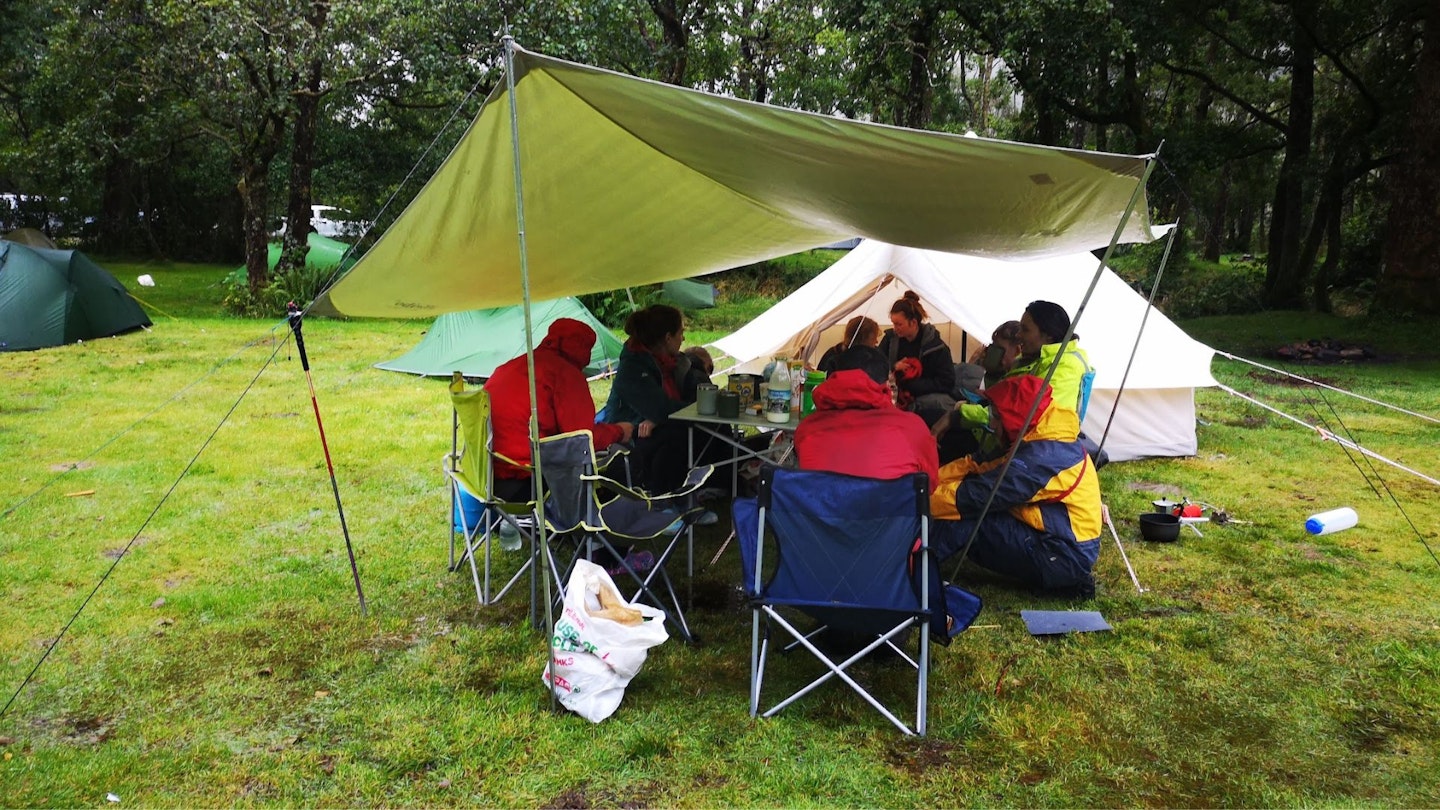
<box><xmin>669</xmin><ymin>402</ymin><xmax>800</xmax><ymax>498</ymax></box>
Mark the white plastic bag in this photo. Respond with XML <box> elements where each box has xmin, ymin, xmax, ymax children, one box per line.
<box><xmin>542</xmin><ymin>559</ymin><xmax>669</xmax><ymax>722</ymax></box>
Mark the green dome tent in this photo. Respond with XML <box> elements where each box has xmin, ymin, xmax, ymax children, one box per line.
<box><xmin>375</xmin><ymin>297</ymin><xmax>622</xmax><ymax>379</ymax></box>
<box><xmin>0</xmin><ymin>241</ymin><xmax>151</xmax><ymax>351</ymax></box>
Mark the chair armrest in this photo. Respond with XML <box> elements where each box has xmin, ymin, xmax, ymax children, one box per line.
<box><xmin>581</xmin><ymin>463</ymin><xmax>714</xmax><ymax>506</ymax></box>
<box><xmin>492</xmin><ymin>450</ymin><xmax>533</xmax><ymax>473</ymax></box>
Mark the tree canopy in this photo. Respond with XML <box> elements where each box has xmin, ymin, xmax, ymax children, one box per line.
<box><xmin>0</xmin><ymin>0</ymin><xmax>1433</xmax><ymax>313</ymax></box>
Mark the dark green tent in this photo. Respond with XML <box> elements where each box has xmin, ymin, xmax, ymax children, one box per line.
<box><xmin>0</xmin><ymin>241</ymin><xmax>151</xmax><ymax>351</ymax></box>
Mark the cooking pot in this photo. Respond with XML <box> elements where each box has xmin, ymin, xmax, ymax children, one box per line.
<box><xmin>1139</xmin><ymin>512</ymin><xmax>1181</xmax><ymax>542</ymax></box>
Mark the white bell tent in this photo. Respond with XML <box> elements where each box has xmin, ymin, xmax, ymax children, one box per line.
<box><xmin>712</xmin><ymin>240</ymin><xmax>1218</xmax><ymax>461</ymax></box>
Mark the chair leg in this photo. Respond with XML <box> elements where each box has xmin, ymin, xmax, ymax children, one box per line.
<box><xmin>750</xmin><ymin>608</ymin><xmax>765</xmax><ymax>717</ymax></box>
<box><xmin>758</xmin><ymin>608</ymin><xmax>923</xmax><ymax>736</ymax></box>
<box><xmin>593</xmin><ymin>533</ymin><xmax>697</xmax><ymax>644</ymax></box>
<box><xmin>462</xmin><ymin>528</ymin><xmax>485</xmax><ymax>606</ymax></box>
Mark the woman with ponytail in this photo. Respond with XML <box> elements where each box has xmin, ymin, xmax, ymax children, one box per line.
<box><xmin>876</xmin><ymin>290</ymin><xmax>956</xmax><ymax>419</ymax></box>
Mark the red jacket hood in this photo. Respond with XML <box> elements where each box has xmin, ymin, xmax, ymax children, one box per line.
<box><xmin>539</xmin><ymin>318</ymin><xmax>596</xmax><ymax>369</ymax></box>
<box><xmin>987</xmin><ymin>374</ymin><xmax>1052</xmax><ymax>442</ymax></box>
<box><xmin>812</xmin><ymin>369</ymin><xmax>895</xmax><ymax>411</ymax></box>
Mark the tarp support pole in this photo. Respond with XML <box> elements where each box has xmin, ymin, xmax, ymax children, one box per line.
<box><xmin>949</xmin><ymin>154</ymin><xmax>1159</xmax><ymax>583</ymax></box>
<box><xmin>1097</xmin><ymin>220</ymin><xmax>1182</xmax><ymax>454</ymax></box>
<box><xmin>287</xmin><ymin>304</ymin><xmax>368</xmax><ymax>615</ymax></box>
<box><xmin>501</xmin><ymin>36</ymin><xmax>557</xmax><ymax>706</ymax></box>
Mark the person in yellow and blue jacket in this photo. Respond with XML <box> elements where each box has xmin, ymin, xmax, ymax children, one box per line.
<box><xmin>928</xmin><ymin>373</ymin><xmax>1103</xmax><ymax>598</ymax></box>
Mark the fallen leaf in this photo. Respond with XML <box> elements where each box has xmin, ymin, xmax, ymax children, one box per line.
<box><xmin>258</xmin><ymin>666</ymin><xmax>273</xmax><ymax>677</ymax></box>
<box><xmin>438</xmin><ymin>779</ymin><xmax>451</xmax><ymax>789</ymax></box>
<box><xmin>151</xmin><ymin>598</ymin><xmax>166</xmax><ymax>609</ymax></box>
<box><xmin>0</xmin><ymin>735</ymin><xmax>14</xmax><ymax>746</ymax></box>
<box><xmin>314</xmin><ymin>690</ymin><xmax>330</xmax><ymax>698</ymax></box>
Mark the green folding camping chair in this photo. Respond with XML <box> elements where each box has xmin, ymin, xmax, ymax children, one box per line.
<box><xmin>443</xmin><ymin>376</ymin><xmax>539</xmax><ymax>612</ymax></box>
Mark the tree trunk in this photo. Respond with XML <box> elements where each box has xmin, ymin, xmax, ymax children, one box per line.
<box><xmin>1233</xmin><ymin>204</ymin><xmax>1256</xmax><ymax>254</ymax></box>
<box><xmin>279</xmin><ymin>1</ymin><xmax>329</xmax><ymax>275</ymax></box>
<box><xmin>1312</xmin><ymin>199</ymin><xmax>1342</xmax><ymax>313</ymax></box>
<box><xmin>239</xmin><ymin>168</ymin><xmax>271</xmax><ymax>293</ymax></box>
<box><xmin>901</xmin><ymin>4</ymin><xmax>937</xmax><ymax>128</ymax></box>
<box><xmin>1203</xmin><ymin>167</ymin><xmax>1228</xmax><ymax>262</ymax></box>
<box><xmin>646</xmin><ymin>0</ymin><xmax>690</xmax><ymax>85</ymax></box>
<box><xmin>1377</xmin><ymin>3</ymin><xmax>1440</xmax><ymax>315</ymax></box>
<box><xmin>280</xmin><ymin>57</ymin><xmax>322</xmax><ymax>274</ymax></box>
<box><xmin>978</xmin><ymin>55</ymin><xmax>993</xmax><ymax>134</ymax></box>
<box><xmin>98</xmin><ymin>156</ymin><xmax>138</xmax><ymax>255</ymax></box>
<box><xmin>1263</xmin><ymin>3</ymin><xmax>1315</xmax><ymax>309</ymax></box>
<box><xmin>1298</xmin><ymin>154</ymin><xmax>1346</xmax><ymax>312</ymax></box>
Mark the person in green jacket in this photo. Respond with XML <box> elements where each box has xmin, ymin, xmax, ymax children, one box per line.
<box><xmin>1007</xmin><ymin>300</ymin><xmax>1093</xmax><ymax>427</ymax></box>
<box><xmin>936</xmin><ymin>301</ymin><xmax>1095</xmax><ymax>461</ymax></box>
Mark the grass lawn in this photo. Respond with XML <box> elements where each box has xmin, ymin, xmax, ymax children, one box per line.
<box><xmin>2</xmin><ymin>260</ymin><xmax>1439</xmax><ymax>806</ymax></box>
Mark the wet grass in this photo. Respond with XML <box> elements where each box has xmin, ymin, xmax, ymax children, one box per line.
<box><xmin>1</xmin><ymin>264</ymin><xmax>1439</xmax><ymax>805</ymax></box>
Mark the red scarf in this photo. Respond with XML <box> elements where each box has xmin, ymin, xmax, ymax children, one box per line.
<box><xmin>627</xmin><ymin>338</ymin><xmax>681</xmax><ymax>401</ymax></box>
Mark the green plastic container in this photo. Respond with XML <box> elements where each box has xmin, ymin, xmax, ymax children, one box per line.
<box><xmin>801</xmin><ymin>370</ymin><xmax>826</xmax><ymax>415</ymax></box>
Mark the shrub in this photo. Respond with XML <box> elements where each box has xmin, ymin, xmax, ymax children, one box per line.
<box><xmin>220</xmin><ymin>263</ymin><xmax>336</xmax><ymax>318</ymax></box>
<box><xmin>578</xmin><ymin>285</ymin><xmax>663</xmax><ymax>329</ymax></box>
<box><xmin>1110</xmin><ymin>242</ymin><xmax>1266</xmax><ymax>319</ymax></box>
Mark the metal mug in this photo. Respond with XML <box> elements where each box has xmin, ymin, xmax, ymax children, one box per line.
<box><xmin>696</xmin><ymin>383</ymin><xmax>719</xmax><ymax>415</ymax></box>
<box><xmin>716</xmin><ymin>391</ymin><xmax>741</xmax><ymax>419</ymax></box>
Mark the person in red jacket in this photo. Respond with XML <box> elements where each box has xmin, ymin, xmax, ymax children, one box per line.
<box><xmin>794</xmin><ymin>345</ymin><xmax>939</xmax><ymax>492</ymax></box>
<box><xmin>485</xmin><ymin>318</ymin><xmax>634</xmax><ymax>502</ymax></box>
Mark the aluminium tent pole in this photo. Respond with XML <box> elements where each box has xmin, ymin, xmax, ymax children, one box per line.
<box><xmin>949</xmin><ymin>154</ymin><xmax>1159</xmax><ymax>584</ymax></box>
<box><xmin>501</xmin><ymin>36</ymin><xmax>557</xmax><ymax>706</ymax></box>
<box><xmin>1096</xmin><ymin>222</ymin><xmax>1182</xmax><ymax>455</ymax></box>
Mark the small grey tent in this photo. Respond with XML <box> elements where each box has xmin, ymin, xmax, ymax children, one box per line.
<box><xmin>375</xmin><ymin>297</ymin><xmax>622</xmax><ymax>379</ymax></box>
<box><xmin>0</xmin><ymin>241</ymin><xmax>151</xmax><ymax>351</ymax></box>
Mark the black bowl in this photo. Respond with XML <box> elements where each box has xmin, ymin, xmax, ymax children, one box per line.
<box><xmin>1139</xmin><ymin>512</ymin><xmax>1181</xmax><ymax>542</ymax></box>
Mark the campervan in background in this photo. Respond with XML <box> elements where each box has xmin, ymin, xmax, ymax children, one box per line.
<box><xmin>274</xmin><ymin>204</ymin><xmax>368</xmax><ymax>240</ymax></box>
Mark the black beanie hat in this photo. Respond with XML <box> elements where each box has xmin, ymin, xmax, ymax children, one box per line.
<box><xmin>1025</xmin><ymin>300</ymin><xmax>1071</xmax><ymax>344</ymax></box>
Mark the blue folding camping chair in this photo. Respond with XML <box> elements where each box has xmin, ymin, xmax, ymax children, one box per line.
<box><xmin>735</xmin><ymin>466</ymin><xmax>971</xmax><ymax>736</ymax></box>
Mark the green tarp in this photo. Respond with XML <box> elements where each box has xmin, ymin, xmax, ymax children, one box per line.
<box><xmin>0</xmin><ymin>241</ymin><xmax>151</xmax><ymax>351</ymax></box>
<box><xmin>373</xmin><ymin>297</ymin><xmax>622</xmax><ymax>379</ymax></box>
<box><xmin>314</xmin><ymin>44</ymin><xmax>1152</xmax><ymax>319</ymax></box>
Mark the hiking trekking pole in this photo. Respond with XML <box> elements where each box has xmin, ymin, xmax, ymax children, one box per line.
<box><xmin>288</xmin><ymin>303</ymin><xmax>368</xmax><ymax>615</ymax></box>
<box><xmin>1101</xmin><ymin>504</ymin><xmax>1146</xmax><ymax>594</ymax></box>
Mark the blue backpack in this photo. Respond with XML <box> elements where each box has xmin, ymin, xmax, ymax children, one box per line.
<box><xmin>1071</xmin><ymin>350</ymin><xmax>1096</xmax><ymax>422</ymax></box>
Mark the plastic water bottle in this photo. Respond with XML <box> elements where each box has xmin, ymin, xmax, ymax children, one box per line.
<box><xmin>497</xmin><ymin>518</ymin><xmax>523</xmax><ymax>551</ymax></box>
<box><xmin>766</xmin><ymin>360</ymin><xmax>792</xmax><ymax>423</ymax></box>
<box><xmin>1305</xmin><ymin>507</ymin><xmax>1358</xmax><ymax>536</ymax></box>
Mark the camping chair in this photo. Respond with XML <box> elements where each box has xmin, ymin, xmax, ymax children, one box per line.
<box><xmin>536</xmin><ymin>430</ymin><xmax>714</xmax><ymax>643</ymax></box>
<box><xmin>733</xmin><ymin>466</ymin><xmax>938</xmax><ymax>736</ymax></box>
<box><xmin>443</xmin><ymin>377</ymin><xmax>539</xmax><ymax>612</ymax></box>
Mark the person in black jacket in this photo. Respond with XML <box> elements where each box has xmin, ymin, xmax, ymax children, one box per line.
<box><xmin>877</xmin><ymin>290</ymin><xmax>955</xmax><ymax>423</ymax></box>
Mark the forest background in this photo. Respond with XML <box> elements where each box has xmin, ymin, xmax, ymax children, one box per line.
<box><xmin>0</xmin><ymin>0</ymin><xmax>1437</xmax><ymax>318</ymax></box>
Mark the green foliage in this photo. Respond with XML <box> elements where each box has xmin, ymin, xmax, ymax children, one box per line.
<box><xmin>577</xmin><ymin>285</ymin><xmax>664</xmax><ymax>330</ymax></box>
<box><xmin>1110</xmin><ymin>242</ymin><xmax>1266</xmax><ymax>319</ymax></box>
<box><xmin>717</xmin><ymin>249</ymin><xmax>842</xmax><ymax>298</ymax></box>
<box><xmin>219</xmin><ymin>263</ymin><xmax>334</xmax><ymax>318</ymax></box>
